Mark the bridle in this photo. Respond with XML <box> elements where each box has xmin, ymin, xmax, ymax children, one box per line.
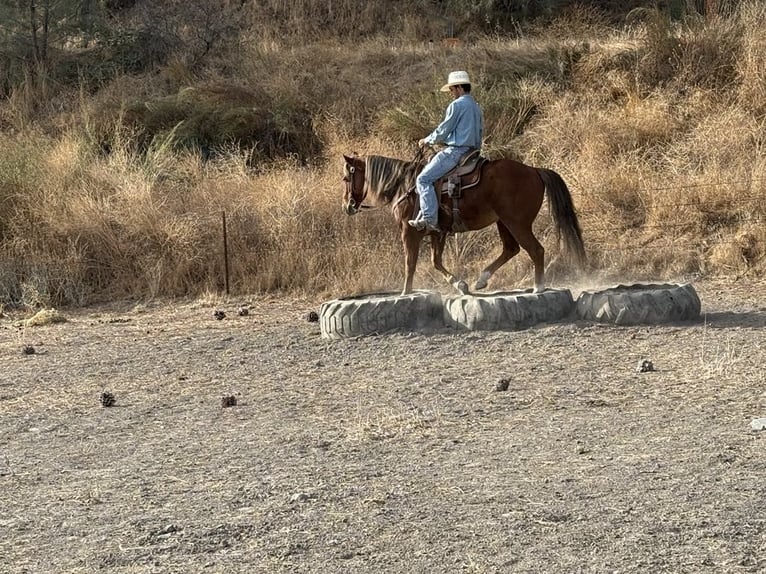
<box><xmin>344</xmin><ymin>161</ymin><xmax>368</xmax><ymax>213</ymax></box>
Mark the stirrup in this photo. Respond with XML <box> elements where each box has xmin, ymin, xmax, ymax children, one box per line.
<box><xmin>408</xmin><ymin>219</ymin><xmax>440</xmax><ymax>233</ymax></box>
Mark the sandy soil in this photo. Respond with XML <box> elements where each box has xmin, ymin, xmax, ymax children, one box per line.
<box><xmin>1</xmin><ymin>278</ymin><xmax>765</xmax><ymax>573</ymax></box>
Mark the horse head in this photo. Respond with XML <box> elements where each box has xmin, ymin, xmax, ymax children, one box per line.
<box><xmin>342</xmin><ymin>154</ymin><xmax>367</xmax><ymax>215</ymax></box>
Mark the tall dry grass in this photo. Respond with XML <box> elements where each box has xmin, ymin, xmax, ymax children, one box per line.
<box><xmin>1</xmin><ymin>2</ymin><xmax>765</xmax><ymax>307</ymax></box>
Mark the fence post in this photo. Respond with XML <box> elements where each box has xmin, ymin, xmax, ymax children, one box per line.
<box><xmin>222</xmin><ymin>211</ymin><xmax>230</xmax><ymax>295</ymax></box>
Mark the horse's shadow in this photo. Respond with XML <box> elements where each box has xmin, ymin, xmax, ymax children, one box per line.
<box><xmin>699</xmin><ymin>310</ymin><xmax>766</xmax><ymax>329</ymax></box>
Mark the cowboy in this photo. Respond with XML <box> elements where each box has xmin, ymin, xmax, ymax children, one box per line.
<box><xmin>409</xmin><ymin>70</ymin><xmax>484</xmax><ymax>232</ymax></box>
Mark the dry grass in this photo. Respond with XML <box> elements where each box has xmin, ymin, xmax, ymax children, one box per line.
<box><xmin>1</xmin><ymin>3</ymin><xmax>765</xmax><ymax>307</ymax></box>
<box><xmin>736</xmin><ymin>2</ymin><xmax>766</xmax><ymax>115</ymax></box>
<box><xmin>22</xmin><ymin>308</ymin><xmax>68</xmax><ymax>327</ymax></box>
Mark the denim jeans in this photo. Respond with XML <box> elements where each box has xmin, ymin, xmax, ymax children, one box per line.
<box><xmin>415</xmin><ymin>146</ymin><xmax>470</xmax><ymax>223</ymax></box>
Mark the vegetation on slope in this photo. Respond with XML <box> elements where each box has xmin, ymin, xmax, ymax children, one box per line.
<box><xmin>0</xmin><ymin>0</ymin><xmax>763</xmax><ymax>306</ymax></box>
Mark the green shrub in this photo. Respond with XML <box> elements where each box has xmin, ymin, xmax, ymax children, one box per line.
<box><xmin>110</xmin><ymin>85</ymin><xmax>320</xmax><ymax>162</ymax></box>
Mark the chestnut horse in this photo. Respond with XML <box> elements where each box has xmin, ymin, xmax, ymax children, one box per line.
<box><xmin>341</xmin><ymin>153</ymin><xmax>586</xmax><ymax>295</ymax></box>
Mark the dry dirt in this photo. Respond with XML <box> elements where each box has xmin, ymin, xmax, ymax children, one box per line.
<box><xmin>1</xmin><ymin>278</ymin><xmax>765</xmax><ymax>574</ymax></box>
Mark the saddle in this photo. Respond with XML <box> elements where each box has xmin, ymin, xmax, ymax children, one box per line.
<box><xmin>437</xmin><ymin>149</ymin><xmax>487</xmax><ymax>232</ymax></box>
<box><xmin>438</xmin><ymin>149</ymin><xmax>486</xmax><ymax>200</ymax></box>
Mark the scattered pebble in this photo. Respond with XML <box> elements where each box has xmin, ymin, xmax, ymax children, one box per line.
<box><xmin>157</xmin><ymin>524</ymin><xmax>179</xmax><ymax>536</ymax></box>
<box><xmin>636</xmin><ymin>359</ymin><xmax>654</xmax><ymax>373</ymax></box>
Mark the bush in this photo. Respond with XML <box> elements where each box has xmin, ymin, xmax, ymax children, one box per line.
<box><xmin>109</xmin><ymin>85</ymin><xmax>321</xmax><ymax>163</ymax></box>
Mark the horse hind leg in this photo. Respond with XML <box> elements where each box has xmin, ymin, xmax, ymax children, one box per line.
<box><xmin>506</xmin><ymin>222</ymin><xmax>545</xmax><ymax>293</ymax></box>
<box><xmin>430</xmin><ymin>233</ymin><xmax>469</xmax><ymax>294</ymax></box>
<box><xmin>475</xmin><ymin>222</ymin><xmax>520</xmax><ymax>290</ymax></box>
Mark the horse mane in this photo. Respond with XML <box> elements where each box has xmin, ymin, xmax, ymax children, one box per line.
<box><xmin>364</xmin><ymin>155</ymin><xmax>422</xmax><ymax>204</ymax></box>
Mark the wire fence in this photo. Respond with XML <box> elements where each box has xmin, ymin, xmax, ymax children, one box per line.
<box><xmin>1</xmin><ymin>180</ymin><xmax>764</xmax><ymax>305</ymax></box>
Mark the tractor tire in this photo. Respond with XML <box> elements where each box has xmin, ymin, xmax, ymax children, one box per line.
<box><xmin>443</xmin><ymin>288</ymin><xmax>575</xmax><ymax>331</ymax></box>
<box><xmin>319</xmin><ymin>291</ymin><xmax>444</xmax><ymax>339</ymax></box>
<box><xmin>575</xmin><ymin>283</ymin><xmax>701</xmax><ymax>325</ymax></box>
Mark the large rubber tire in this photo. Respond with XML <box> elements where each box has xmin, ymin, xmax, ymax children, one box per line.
<box><xmin>575</xmin><ymin>283</ymin><xmax>701</xmax><ymax>325</ymax></box>
<box><xmin>320</xmin><ymin>291</ymin><xmax>444</xmax><ymax>339</ymax></box>
<box><xmin>443</xmin><ymin>288</ymin><xmax>575</xmax><ymax>331</ymax></box>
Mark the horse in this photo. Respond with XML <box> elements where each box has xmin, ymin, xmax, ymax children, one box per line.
<box><xmin>341</xmin><ymin>151</ymin><xmax>586</xmax><ymax>295</ymax></box>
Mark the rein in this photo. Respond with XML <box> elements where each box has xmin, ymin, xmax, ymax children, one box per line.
<box><xmin>392</xmin><ymin>189</ymin><xmax>415</xmax><ymax>209</ymax></box>
<box><xmin>346</xmin><ymin>153</ymin><xmax>423</xmax><ymax>214</ymax></box>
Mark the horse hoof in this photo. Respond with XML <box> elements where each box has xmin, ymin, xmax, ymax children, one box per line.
<box><xmin>475</xmin><ymin>271</ymin><xmax>491</xmax><ymax>291</ymax></box>
<box><xmin>455</xmin><ymin>280</ymin><xmax>470</xmax><ymax>295</ymax></box>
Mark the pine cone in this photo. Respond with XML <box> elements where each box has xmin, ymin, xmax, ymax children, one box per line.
<box><xmin>306</xmin><ymin>311</ymin><xmax>319</xmax><ymax>323</ymax></box>
<box><xmin>237</xmin><ymin>307</ymin><xmax>249</xmax><ymax>316</ymax></box>
<box><xmin>221</xmin><ymin>395</ymin><xmax>237</xmax><ymax>408</ymax></box>
<box><xmin>22</xmin><ymin>345</ymin><xmax>36</xmax><ymax>355</ymax></box>
<box><xmin>213</xmin><ymin>310</ymin><xmax>226</xmax><ymax>320</ymax></box>
<box><xmin>100</xmin><ymin>391</ymin><xmax>116</xmax><ymax>407</ymax></box>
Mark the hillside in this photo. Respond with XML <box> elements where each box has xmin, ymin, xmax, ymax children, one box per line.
<box><xmin>0</xmin><ymin>0</ymin><xmax>763</xmax><ymax>306</ymax></box>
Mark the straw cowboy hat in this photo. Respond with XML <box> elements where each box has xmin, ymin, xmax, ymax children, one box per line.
<box><xmin>440</xmin><ymin>70</ymin><xmax>471</xmax><ymax>92</ymax></box>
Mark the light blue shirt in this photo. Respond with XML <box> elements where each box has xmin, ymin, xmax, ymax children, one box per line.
<box><xmin>425</xmin><ymin>94</ymin><xmax>483</xmax><ymax>149</ymax></box>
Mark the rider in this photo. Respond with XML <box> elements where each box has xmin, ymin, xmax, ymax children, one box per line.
<box><xmin>409</xmin><ymin>70</ymin><xmax>484</xmax><ymax>233</ymax></box>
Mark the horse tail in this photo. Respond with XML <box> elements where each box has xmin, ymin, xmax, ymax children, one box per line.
<box><xmin>537</xmin><ymin>168</ymin><xmax>586</xmax><ymax>267</ymax></box>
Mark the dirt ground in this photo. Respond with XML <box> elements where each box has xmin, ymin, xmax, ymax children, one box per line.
<box><xmin>1</xmin><ymin>278</ymin><xmax>765</xmax><ymax>573</ymax></box>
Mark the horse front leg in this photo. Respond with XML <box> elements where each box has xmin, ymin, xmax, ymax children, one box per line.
<box><xmin>430</xmin><ymin>232</ymin><xmax>469</xmax><ymax>294</ymax></box>
<box><xmin>401</xmin><ymin>228</ymin><xmax>422</xmax><ymax>295</ymax></box>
